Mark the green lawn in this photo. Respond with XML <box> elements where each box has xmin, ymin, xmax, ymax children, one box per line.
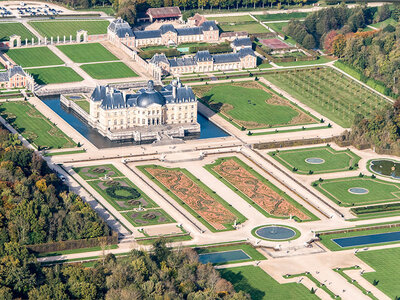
<box><xmin>121</xmin><ymin>209</ymin><xmax>176</xmax><ymax>227</ymax></box>
<box><xmin>27</xmin><ymin>67</ymin><xmax>83</xmax><ymax>85</ymax></box>
<box><xmin>80</xmin><ymin>62</ymin><xmax>138</xmax><ymax>79</ymax></box>
<box><xmin>275</xmin><ymin>56</ymin><xmax>333</xmax><ymax>67</ymax></box>
<box><xmin>357</xmin><ymin>247</ymin><xmax>400</xmax><ymax>299</ymax></box>
<box><xmin>75</xmin><ymin>100</ymin><xmax>90</xmax><ymax>113</ymax></box>
<box><xmin>270</xmin><ymin>146</ymin><xmax>360</xmax><ymax>174</ymax></box>
<box><xmin>0</xmin><ymin>101</ymin><xmax>75</xmax><ymax>149</ymax></box>
<box><xmin>219</xmin><ymin>266</ymin><xmax>318</xmax><ymax>300</ymax></box>
<box><xmin>5</xmin><ymin>47</ymin><xmax>64</xmax><ymax>67</ymax></box>
<box><xmin>196</xmin><ymin>243</ymin><xmax>266</xmax><ymax>265</ymax></box>
<box><xmin>44</xmin><ymin>149</ymin><xmax>86</xmax><ymax>156</ymax></box>
<box><xmin>313</xmin><ymin>177</ymin><xmax>400</xmax><ymax>207</ymax></box>
<box><xmin>207</xmin><ymin>15</ymin><xmax>254</xmax><ymax>22</ymax></box>
<box><xmin>193</xmin><ymin>82</ymin><xmax>315</xmax><ymax>129</ymax></box>
<box><xmin>370</xmin><ymin>18</ymin><xmax>397</xmax><ymax>29</ymax></box>
<box><xmin>56</xmin><ymin>43</ymin><xmax>118</xmax><ymax>63</ymax></box>
<box><xmin>219</xmin><ymin>22</ymin><xmax>270</xmax><ymax>33</ymax></box>
<box><xmin>318</xmin><ymin>225</ymin><xmax>400</xmax><ymax>251</ymax></box>
<box><xmin>264</xmin><ymin>67</ymin><xmax>388</xmax><ymax>128</ymax></box>
<box><xmin>28</xmin><ymin>20</ymin><xmax>109</xmax><ymax>39</ymax></box>
<box><xmin>0</xmin><ymin>22</ymin><xmax>35</xmax><ymax>42</ymax></box>
<box><xmin>73</xmin><ymin>164</ymin><xmax>124</xmax><ymax>180</ymax></box>
<box><xmin>255</xmin><ymin>12</ymin><xmax>309</xmax><ymax>21</ymax></box>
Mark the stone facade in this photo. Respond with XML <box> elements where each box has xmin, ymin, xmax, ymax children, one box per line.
<box><xmin>0</xmin><ymin>65</ymin><xmax>35</xmax><ymax>90</ymax></box>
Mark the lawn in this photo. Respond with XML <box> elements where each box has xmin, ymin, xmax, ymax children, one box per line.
<box><xmin>0</xmin><ymin>22</ymin><xmax>35</xmax><ymax>42</ymax></box>
<box><xmin>56</xmin><ymin>43</ymin><xmax>118</xmax><ymax>63</ymax></box>
<box><xmin>0</xmin><ymin>101</ymin><xmax>75</xmax><ymax>149</ymax></box>
<box><xmin>318</xmin><ymin>225</ymin><xmax>400</xmax><ymax>251</ymax></box>
<box><xmin>73</xmin><ymin>164</ymin><xmax>124</xmax><ymax>180</ymax></box>
<box><xmin>207</xmin><ymin>15</ymin><xmax>255</xmax><ymax>23</ymax></box>
<box><xmin>270</xmin><ymin>146</ymin><xmax>360</xmax><ymax>174</ymax></box>
<box><xmin>5</xmin><ymin>47</ymin><xmax>64</xmax><ymax>67</ymax></box>
<box><xmin>370</xmin><ymin>18</ymin><xmax>397</xmax><ymax>29</ymax></box>
<box><xmin>121</xmin><ymin>209</ymin><xmax>176</xmax><ymax>227</ymax></box>
<box><xmin>255</xmin><ymin>12</ymin><xmax>309</xmax><ymax>21</ymax></box>
<box><xmin>264</xmin><ymin>67</ymin><xmax>388</xmax><ymax>128</ymax></box>
<box><xmin>27</xmin><ymin>67</ymin><xmax>83</xmax><ymax>85</ymax></box>
<box><xmin>193</xmin><ymin>81</ymin><xmax>316</xmax><ymax>129</ymax></box>
<box><xmin>275</xmin><ymin>56</ymin><xmax>333</xmax><ymax>67</ymax></box>
<box><xmin>80</xmin><ymin>62</ymin><xmax>138</xmax><ymax>79</ymax></box>
<box><xmin>313</xmin><ymin>176</ymin><xmax>400</xmax><ymax>207</ymax></box>
<box><xmin>28</xmin><ymin>20</ymin><xmax>109</xmax><ymax>39</ymax></box>
<box><xmin>357</xmin><ymin>247</ymin><xmax>400</xmax><ymax>299</ymax></box>
<box><xmin>219</xmin><ymin>266</ymin><xmax>318</xmax><ymax>300</ymax></box>
<box><xmin>75</xmin><ymin>100</ymin><xmax>90</xmax><ymax>113</ymax></box>
<box><xmin>138</xmin><ymin>165</ymin><xmax>246</xmax><ymax>232</ymax></box>
<box><xmin>218</xmin><ymin>22</ymin><xmax>270</xmax><ymax>33</ymax></box>
<box><xmin>205</xmin><ymin>157</ymin><xmax>316</xmax><ymax>221</ymax></box>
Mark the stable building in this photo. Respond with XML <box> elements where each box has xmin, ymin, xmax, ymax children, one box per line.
<box><xmin>146</xmin><ymin>7</ymin><xmax>182</xmax><ymax>22</ymax></box>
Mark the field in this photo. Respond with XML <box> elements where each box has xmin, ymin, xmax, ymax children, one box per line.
<box><xmin>80</xmin><ymin>62</ymin><xmax>138</xmax><ymax>79</ymax></box>
<box><xmin>28</xmin><ymin>20</ymin><xmax>109</xmax><ymax>39</ymax></box>
<box><xmin>264</xmin><ymin>68</ymin><xmax>388</xmax><ymax>128</ymax></box>
<box><xmin>218</xmin><ymin>22</ymin><xmax>270</xmax><ymax>33</ymax></box>
<box><xmin>27</xmin><ymin>67</ymin><xmax>83</xmax><ymax>85</ymax></box>
<box><xmin>0</xmin><ymin>22</ymin><xmax>35</xmax><ymax>42</ymax></box>
<box><xmin>313</xmin><ymin>176</ymin><xmax>400</xmax><ymax>207</ymax></box>
<box><xmin>318</xmin><ymin>225</ymin><xmax>400</xmax><ymax>251</ymax></box>
<box><xmin>56</xmin><ymin>43</ymin><xmax>118</xmax><ymax>63</ymax></box>
<box><xmin>357</xmin><ymin>247</ymin><xmax>400</xmax><ymax>298</ymax></box>
<box><xmin>270</xmin><ymin>146</ymin><xmax>360</xmax><ymax>174</ymax></box>
<box><xmin>74</xmin><ymin>164</ymin><xmax>175</xmax><ymax>226</ymax></box>
<box><xmin>138</xmin><ymin>165</ymin><xmax>246</xmax><ymax>232</ymax></box>
<box><xmin>370</xmin><ymin>18</ymin><xmax>397</xmax><ymax>29</ymax></box>
<box><xmin>206</xmin><ymin>157</ymin><xmax>314</xmax><ymax>221</ymax></box>
<box><xmin>254</xmin><ymin>12</ymin><xmax>309</xmax><ymax>21</ymax></box>
<box><xmin>193</xmin><ymin>81</ymin><xmax>316</xmax><ymax>129</ymax></box>
<box><xmin>275</xmin><ymin>56</ymin><xmax>333</xmax><ymax>67</ymax></box>
<box><xmin>0</xmin><ymin>101</ymin><xmax>75</xmax><ymax>149</ymax></box>
<box><xmin>219</xmin><ymin>266</ymin><xmax>318</xmax><ymax>300</ymax></box>
<box><xmin>4</xmin><ymin>47</ymin><xmax>64</xmax><ymax>67</ymax></box>
<box><xmin>207</xmin><ymin>15</ymin><xmax>255</xmax><ymax>22</ymax></box>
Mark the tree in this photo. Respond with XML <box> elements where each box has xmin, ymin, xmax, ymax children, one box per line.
<box><xmin>332</xmin><ymin>34</ymin><xmax>346</xmax><ymax>57</ymax></box>
<box><xmin>323</xmin><ymin>30</ymin><xmax>337</xmax><ymax>53</ymax></box>
<box><xmin>376</xmin><ymin>4</ymin><xmax>391</xmax><ymax>22</ymax></box>
<box><xmin>116</xmin><ymin>0</ymin><xmax>136</xmax><ymax>24</ymax></box>
<box><xmin>302</xmin><ymin>34</ymin><xmax>316</xmax><ymax>49</ymax></box>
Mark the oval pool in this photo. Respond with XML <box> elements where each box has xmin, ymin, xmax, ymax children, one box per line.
<box><xmin>254</xmin><ymin>225</ymin><xmax>297</xmax><ymax>241</ymax></box>
<box><xmin>370</xmin><ymin>159</ymin><xmax>400</xmax><ymax>179</ymax></box>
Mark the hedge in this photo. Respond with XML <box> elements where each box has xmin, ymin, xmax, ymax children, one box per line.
<box><xmin>189</xmin><ymin>42</ymin><xmax>232</xmax><ymax>54</ymax></box>
<box><xmin>139</xmin><ymin>48</ymin><xmax>181</xmax><ymax>59</ymax></box>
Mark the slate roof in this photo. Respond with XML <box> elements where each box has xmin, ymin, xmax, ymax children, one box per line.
<box><xmin>213</xmin><ymin>53</ymin><xmax>240</xmax><ymax>63</ymax></box>
<box><xmin>160</xmin><ymin>24</ymin><xmax>176</xmax><ymax>34</ymax></box>
<box><xmin>194</xmin><ymin>50</ymin><xmax>213</xmax><ymax>61</ymax></box>
<box><xmin>200</xmin><ymin>21</ymin><xmax>219</xmax><ymax>31</ymax></box>
<box><xmin>176</xmin><ymin>27</ymin><xmax>202</xmax><ymax>36</ymax></box>
<box><xmin>168</xmin><ymin>57</ymin><xmax>196</xmax><ymax>67</ymax></box>
<box><xmin>91</xmin><ymin>79</ymin><xmax>195</xmax><ymax>110</ymax></box>
<box><xmin>133</xmin><ymin>30</ymin><xmax>161</xmax><ymax>39</ymax></box>
<box><xmin>149</xmin><ymin>53</ymin><xmax>169</xmax><ymax>65</ymax></box>
<box><xmin>232</xmin><ymin>37</ymin><xmax>252</xmax><ymax>47</ymax></box>
<box><xmin>238</xmin><ymin>47</ymin><xmax>256</xmax><ymax>57</ymax></box>
<box><xmin>146</xmin><ymin>7</ymin><xmax>182</xmax><ymax>19</ymax></box>
<box><xmin>108</xmin><ymin>18</ymin><xmax>134</xmax><ymax>38</ymax></box>
<box><xmin>0</xmin><ymin>65</ymin><xmax>27</xmax><ymax>82</ymax></box>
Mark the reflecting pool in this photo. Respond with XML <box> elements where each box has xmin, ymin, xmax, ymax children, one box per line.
<box><xmin>370</xmin><ymin>159</ymin><xmax>400</xmax><ymax>179</ymax></box>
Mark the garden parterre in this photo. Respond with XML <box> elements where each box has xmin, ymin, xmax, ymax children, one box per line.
<box><xmin>193</xmin><ymin>81</ymin><xmax>316</xmax><ymax>129</ymax></box>
<box><xmin>264</xmin><ymin>67</ymin><xmax>388</xmax><ymax>128</ymax></box>
<box><xmin>313</xmin><ymin>176</ymin><xmax>400</xmax><ymax>207</ymax></box>
<box><xmin>56</xmin><ymin>43</ymin><xmax>119</xmax><ymax>63</ymax></box>
<box><xmin>206</xmin><ymin>157</ymin><xmax>315</xmax><ymax>221</ymax></box>
<box><xmin>0</xmin><ymin>101</ymin><xmax>75</xmax><ymax>149</ymax></box>
<box><xmin>5</xmin><ymin>47</ymin><xmax>64</xmax><ymax>67</ymax></box>
<box><xmin>74</xmin><ymin>164</ymin><xmax>175</xmax><ymax>227</ymax></box>
<box><xmin>27</xmin><ymin>67</ymin><xmax>83</xmax><ymax>85</ymax></box>
<box><xmin>80</xmin><ymin>62</ymin><xmax>138</xmax><ymax>79</ymax></box>
<box><xmin>269</xmin><ymin>146</ymin><xmax>360</xmax><ymax>174</ymax></box>
<box><xmin>0</xmin><ymin>22</ymin><xmax>35</xmax><ymax>42</ymax></box>
<box><xmin>138</xmin><ymin>165</ymin><xmax>246</xmax><ymax>232</ymax></box>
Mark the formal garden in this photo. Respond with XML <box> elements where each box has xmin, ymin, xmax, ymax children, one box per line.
<box><xmin>74</xmin><ymin>164</ymin><xmax>175</xmax><ymax>227</ymax></box>
<box><xmin>193</xmin><ymin>81</ymin><xmax>317</xmax><ymax>130</ymax></box>
<box><xmin>219</xmin><ymin>266</ymin><xmax>318</xmax><ymax>300</ymax></box>
<box><xmin>269</xmin><ymin>145</ymin><xmax>360</xmax><ymax>174</ymax></box>
<box><xmin>4</xmin><ymin>46</ymin><xmax>64</xmax><ymax>67</ymax></box>
<box><xmin>27</xmin><ymin>66</ymin><xmax>83</xmax><ymax>85</ymax></box>
<box><xmin>205</xmin><ymin>157</ymin><xmax>316</xmax><ymax>221</ymax></box>
<box><xmin>313</xmin><ymin>176</ymin><xmax>400</xmax><ymax>207</ymax></box>
<box><xmin>28</xmin><ymin>20</ymin><xmax>109</xmax><ymax>39</ymax></box>
<box><xmin>138</xmin><ymin>165</ymin><xmax>246</xmax><ymax>232</ymax></box>
<box><xmin>264</xmin><ymin>67</ymin><xmax>388</xmax><ymax>128</ymax></box>
<box><xmin>56</xmin><ymin>43</ymin><xmax>119</xmax><ymax>63</ymax></box>
<box><xmin>80</xmin><ymin>62</ymin><xmax>138</xmax><ymax>79</ymax></box>
<box><xmin>0</xmin><ymin>101</ymin><xmax>76</xmax><ymax>149</ymax></box>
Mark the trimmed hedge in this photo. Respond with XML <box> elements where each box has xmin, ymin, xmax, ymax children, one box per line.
<box><xmin>105</xmin><ymin>185</ymin><xmax>141</xmax><ymax>200</ymax></box>
<box><xmin>189</xmin><ymin>42</ymin><xmax>232</xmax><ymax>54</ymax></box>
<box><xmin>139</xmin><ymin>48</ymin><xmax>181</xmax><ymax>59</ymax></box>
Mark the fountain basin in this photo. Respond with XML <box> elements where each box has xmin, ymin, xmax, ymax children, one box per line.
<box><xmin>369</xmin><ymin>159</ymin><xmax>400</xmax><ymax>179</ymax></box>
<box><xmin>252</xmin><ymin>225</ymin><xmax>299</xmax><ymax>241</ymax></box>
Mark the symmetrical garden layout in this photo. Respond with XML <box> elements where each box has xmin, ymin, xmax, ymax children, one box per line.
<box><xmin>56</xmin><ymin>43</ymin><xmax>119</xmax><ymax>63</ymax></box>
<box><xmin>269</xmin><ymin>146</ymin><xmax>360</xmax><ymax>174</ymax></box>
<box><xmin>193</xmin><ymin>81</ymin><xmax>317</xmax><ymax>130</ymax></box>
<box><xmin>205</xmin><ymin>157</ymin><xmax>314</xmax><ymax>221</ymax></box>
<box><xmin>264</xmin><ymin>67</ymin><xmax>388</xmax><ymax>128</ymax></box>
<box><xmin>138</xmin><ymin>165</ymin><xmax>246</xmax><ymax>232</ymax></box>
<box><xmin>0</xmin><ymin>101</ymin><xmax>75</xmax><ymax>149</ymax></box>
<box><xmin>74</xmin><ymin>164</ymin><xmax>175</xmax><ymax>226</ymax></box>
<box><xmin>313</xmin><ymin>176</ymin><xmax>400</xmax><ymax>207</ymax></box>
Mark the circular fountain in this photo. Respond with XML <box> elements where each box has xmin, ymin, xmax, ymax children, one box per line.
<box><xmin>253</xmin><ymin>225</ymin><xmax>298</xmax><ymax>241</ymax></box>
<box><xmin>305</xmin><ymin>157</ymin><xmax>325</xmax><ymax>164</ymax></box>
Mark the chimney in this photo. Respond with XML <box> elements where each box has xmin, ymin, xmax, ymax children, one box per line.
<box><xmin>172</xmin><ymin>85</ymin><xmax>177</xmax><ymax>99</ymax></box>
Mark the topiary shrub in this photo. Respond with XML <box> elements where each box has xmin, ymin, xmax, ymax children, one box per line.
<box><xmin>106</xmin><ymin>186</ymin><xmax>140</xmax><ymax>199</ymax></box>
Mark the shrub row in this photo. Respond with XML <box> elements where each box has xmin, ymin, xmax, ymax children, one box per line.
<box><xmin>139</xmin><ymin>48</ymin><xmax>181</xmax><ymax>60</ymax></box>
<box><xmin>351</xmin><ymin>202</ymin><xmax>400</xmax><ymax>215</ymax></box>
<box><xmin>189</xmin><ymin>42</ymin><xmax>232</xmax><ymax>54</ymax></box>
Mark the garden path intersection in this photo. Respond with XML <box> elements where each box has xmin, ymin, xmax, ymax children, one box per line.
<box><xmin>2</xmin><ymin>2</ymin><xmax>400</xmax><ymax>299</ymax></box>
